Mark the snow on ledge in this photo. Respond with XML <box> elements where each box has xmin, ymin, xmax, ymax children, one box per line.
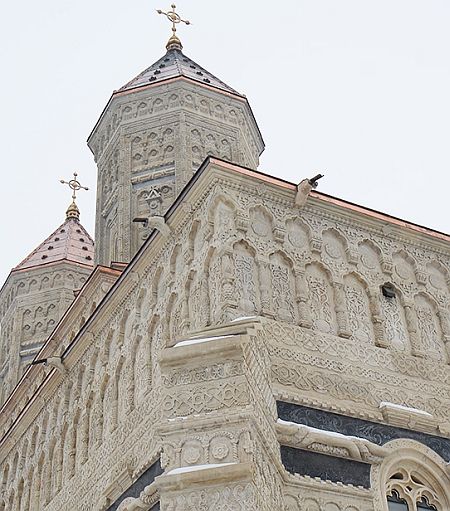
<box><xmin>166</xmin><ymin>462</ymin><xmax>236</xmax><ymax>475</ymax></box>
<box><xmin>276</xmin><ymin>418</ymin><xmax>364</xmax><ymax>442</ymax></box>
<box><xmin>231</xmin><ymin>316</ymin><xmax>258</xmax><ymax>322</ymax></box>
<box><xmin>174</xmin><ymin>334</ymin><xmax>236</xmax><ymax>348</ymax></box>
<box><xmin>379</xmin><ymin>402</ymin><xmax>432</xmax><ymax>417</ymax></box>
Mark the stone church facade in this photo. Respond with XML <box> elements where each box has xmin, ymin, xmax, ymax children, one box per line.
<box><xmin>1</xmin><ymin>21</ymin><xmax>450</xmax><ymax>511</ymax></box>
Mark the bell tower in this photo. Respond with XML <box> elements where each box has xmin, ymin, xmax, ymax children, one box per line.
<box><xmin>88</xmin><ymin>5</ymin><xmax>264</xmax><ymax>266</ymax></box>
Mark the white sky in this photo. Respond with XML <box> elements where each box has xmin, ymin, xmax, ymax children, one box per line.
<box><xmin>1</xmin><ymin>1</ymin><xmax>449</xmax><ymax>285</ymax></box>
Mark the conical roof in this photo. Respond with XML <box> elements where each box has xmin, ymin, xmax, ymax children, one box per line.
<box><xmin>119</xmin><ymin>48</ymin><xmax>242</xmax><ymax>97</ymax></box>
<box><xmin>13</xmin><ymin>217</ymin><xmax>94</xmax><ymax>272</ymax></box>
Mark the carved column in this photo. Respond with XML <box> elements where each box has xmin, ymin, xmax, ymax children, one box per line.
<box><xmin>110</xmin><ymin>375</ymin><xmax>119</xmax><ymax>432</ymax></box>
<box><xmin>404</xmin><ymin>302</ymin><xmax>423</xmax><ymax>358</ymax></box>
<box><xmin>29</xmin><ymin>468</ymin><xmax>40</xmax><ymax>511</ymax></box>
<box><xmin>79</xmin><ymin>411</ymin><xmax>90</xmax><ymax>465</ymax></box>
<box><xmin>42</xmin><ymin>459</ymin><xmax>51</xmax><ymax>505</ymax></box>
<box><xmin>55</xmin><ymin>443</ymin><xmax>64</xmax><ymax>493</ymax></box>
<box><xmin>334</xmin><ymin>282</ymin><xmax>352</xmax><ymax>339</ymax></box>
<box><xmin>126</xmin><ymin>351</ymin><xmax>136</xmax><ymax>413</ymax></box>
<box><xmin>220</xmin><ymin>249</ymin><xmax>238</xmax><ymax>322</ymax></box>
<box><xmin>66</xmin><ymin>425</ymin><xmax>76</xmax><ymax>479</ymax></box>
<box><xmin>258</xmin><ymin>258</ymin><xmax>274</xmax><ymax>318</ymax></box>
<box><xmin>293</xmin><ymin>268</ymin><xmax>312</xmax><ymax>328</ymax></box>
<box><xmin>21</xmin><ymin>473</ymin><xmax>31</xmax><ymax>511</ymax></box>
<box><xmin>438</xmin><ymin>307</ymin><xmax>450</xmax><ymax>362</ymax></box>
<box><xmin>368</xmin><ymin>288</ymin><xmax>389</xmax><ymax>348</ymax></box>
<box><xmin>179</xmin><ymin>272</ymin><xmax>191</xmax><ymax>333</ymax></box>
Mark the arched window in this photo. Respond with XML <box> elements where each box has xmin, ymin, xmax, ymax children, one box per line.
<box><xmin>386</xmin><ymin>470</ymin><xmax>440</xmax><ymax>510</ymax></box>
<box><xmin>387</xmin><ymin>490</ymin><xmax>408</xmax><ymax>510</ymax></box>
<box><xmin>387</xmin><ymin>492</ymin><xmax>437</xmax><ymax>511</ymax></box>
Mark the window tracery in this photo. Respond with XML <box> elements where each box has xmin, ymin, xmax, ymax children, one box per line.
<box><xmin>386</xmin><ymin>469</ymin><xmax>440</xmax><ymax>511</ymax></box>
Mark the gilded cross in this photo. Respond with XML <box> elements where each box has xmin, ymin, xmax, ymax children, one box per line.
<box><xmin>157</xmin><ymin>4</ymin><xmax>191</xmax><ymax>42</ymax></box>
<box><xmin>60</xmin><ymin>172</ymin><xmax>89</xmax><ymax>203</ymax></box>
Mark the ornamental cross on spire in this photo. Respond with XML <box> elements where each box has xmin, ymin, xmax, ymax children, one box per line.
<box><xmin>60</xmin><ymin>172</ymin><xmax>89</xmax><ymax>220</ymax></box>
<box><xmin>157</xmin><ymin>4</ymin><xmax>191</xmax><ymax>50</ymax></box>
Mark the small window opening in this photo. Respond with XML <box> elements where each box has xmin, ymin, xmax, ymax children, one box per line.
<box><xmin>387</xmin><ymin>491</ymin><xmax>408</xmax><ymax>511</ymax></box>
<box><xmin>382</xmin><ymin>283</ymin><xmax>396</xmax><ymax>299</ymax></box>
<box><xmin>417</xmin><ymin>498</ymin><xmax>437</xmax><ymax>510</ymax></box>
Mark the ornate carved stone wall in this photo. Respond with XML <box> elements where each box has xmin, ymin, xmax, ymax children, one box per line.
<box><xmin>1</xmin><ymin>160</ymin><xmax>449</xmax><ymax>510</ymax></box>
<box><xmin>0</xmin><ymin>263</ymin><xmax>91</xmax><ymax>406</ymax></box>
<box><xmin>89</xmin><ymin>78</ymin><xmax>264</xmax><ymax>267</ymax></box>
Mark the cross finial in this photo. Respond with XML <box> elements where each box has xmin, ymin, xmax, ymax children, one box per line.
<box><xmin>60</xmin><ymin>172</ymin><xmax>89</xmax><ymax>220</ymax></box>
<box><xmin>157</xmin><ymin>4</ymin><xmax>191</xmax><ymax>51</ymax></box>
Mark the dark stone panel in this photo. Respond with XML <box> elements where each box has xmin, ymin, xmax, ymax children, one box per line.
<box><xmin>280</xmin><ymin>445</ymin><xmax>371</xmax><ymax>488</ymax></box>
<box><xmin>277</xmin><ymin>401</ymin><xmax>450</xmax><ymax>462</ymax></box>
<box><xmin>107</xmin><ymin>459</ymin><xmax>163</xmax><ymax>511</ymax></box>
<box><xmin>150</xmin><ymin>504</ymin><xmax>160</xmax><ymax>511</ymax></box>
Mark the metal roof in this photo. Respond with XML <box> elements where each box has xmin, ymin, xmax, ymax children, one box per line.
<box><xmin>118</xmin><ymin>48</ymin><xmax>242</xmax><ymax>96</ymax></box>
<box><xmin>13</xmin><ymin>217</ymin><xmax>94</xmax><ymax>272</ymax></box>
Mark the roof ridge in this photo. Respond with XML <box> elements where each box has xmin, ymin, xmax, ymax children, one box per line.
<box><xmin>173</xmin><ymin>50</ymin><xmax>183</xmax><ymax>76</ymax></box>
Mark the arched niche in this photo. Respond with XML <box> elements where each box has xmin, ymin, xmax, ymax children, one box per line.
<box><xmin>285</xmin><ymin>217</ymin><xmax>311</xmax><ymax>256</ymax></box>
<box><xmin>358</xmin><ymin>239</ymin><xmax>383</xmax><ymax>275</ymax></box>
<box><xmin>249</xmin><ymin>205</ymin><xmax>274</xmax><ymax>240</ymax></box>
<box><xmin>393</xmin><ymin>250</ymin><xmax>417</xmax><ymax>287</ymax></box>
<box><xmin>414</xmin><ymin>293</ymin><xmax>445</xmax><ymax>360</ymax></box>
<box><xmin>372</xmin><ymin>439</ymin><xmax>450</xmax><ymax>511</ymax></box>
<box><xmin>148</xmin><ymin>315</ymin><xmax>162</xmax><ymax>386</ymax></box>
<box><xmin>380</xmin><ymin>283</ymin><xmax>411</xmax><ymax>352</ymax></box>
<box><xmin>305</xmin><ymin>262</ymin><xmax>338</xmax><ymax>335</ymax></box>
<box><xmin>269</xmin><ymin>251</ymin><xmax>296</xmax><ymax>322</ymax></box>
<box><xmin>188</xmin><ymin>218</ymin><xmax>203</xmax><ymax>261</ymax></box>
<box><xmin>169</xmin><ymin>244</ymin><xmax>183</xmax><ymax>276</ymax></box>
<box><xmin>322</xmin><ymin>228</ymin><xmax>349</xmax><ymax>267</ymax></box>
<box><xmin>426</xmin><ymin>261</ymin><xmax>449</xmax><ymax>295</ymax></box>
<box><xmin>209</xmin><ymin>195</ymin><xmax>236</xmax><ymax>239</ymax></box>
<box><xmin>343</xmin><ymin>273</ymin><xmax>375</xmax><ymax>344</ymax></box>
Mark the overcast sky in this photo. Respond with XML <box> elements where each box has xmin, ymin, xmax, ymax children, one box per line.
<box><xmin>1</xmin><ymin>0</ymin><xmax>449</xmax><ymax>285</ymax></box>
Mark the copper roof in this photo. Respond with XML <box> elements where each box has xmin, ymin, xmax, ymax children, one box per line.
<box><xmin>13</xmin><ymin>217</ymin><xmax>94</xmax><ymax>272</ymax></box>
<box><xmin>118</xmin><ymin>48</ymin><xmax>241</xmax><ymax>96</ymax></box>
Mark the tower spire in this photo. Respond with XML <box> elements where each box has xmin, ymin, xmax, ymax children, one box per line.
<box><xmin>60</xmin><ymin>172</ymin><xmax>89</xmax><ymax>220</ymax></box>
<box><xmin>157</xmin><ymin>4</ymin><xmax>191</xmax><ymax>51</ymax></box>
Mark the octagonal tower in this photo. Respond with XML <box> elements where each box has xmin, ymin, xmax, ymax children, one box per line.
<box><xmin>88</xmin><ymin>36</ymin><xmax>264</xmax><ymax>266</ymax></box>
